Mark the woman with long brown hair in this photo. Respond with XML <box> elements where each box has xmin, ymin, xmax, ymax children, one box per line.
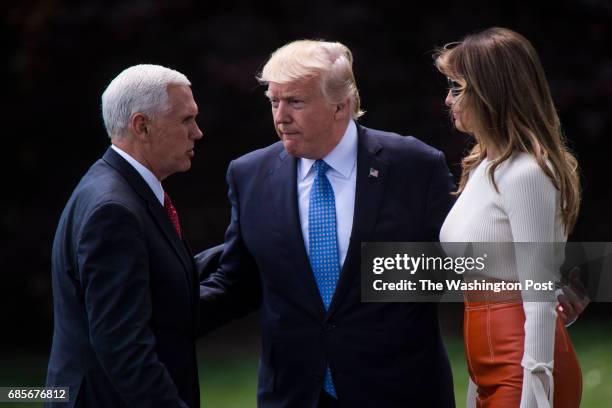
<box><xmin>436</xmin><ymin>27</ymin><xmax>582</xmax><ymax>407</ymax></box>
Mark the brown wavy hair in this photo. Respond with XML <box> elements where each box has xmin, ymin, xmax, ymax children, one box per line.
<box><xmin>434</xmin><ymin>27</ymin><xmax>581</xmax><ymax>233</ymax></box>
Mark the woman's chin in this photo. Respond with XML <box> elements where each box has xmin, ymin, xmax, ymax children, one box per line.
<box><xmin>454</xmin><ymin>119</ymin><xmax>467</xmax><ymax>133</ymax></box>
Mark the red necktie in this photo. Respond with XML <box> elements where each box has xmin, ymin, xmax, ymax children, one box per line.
<box><xmin>164</xmin><ymin>192</ymin><xmax>182</xmax><ymax>239</ymax></box>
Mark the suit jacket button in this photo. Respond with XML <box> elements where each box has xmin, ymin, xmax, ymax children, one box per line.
<box><xmin>324</xmin><ymin>323</ymin><xmax>336</xmax><ymax>332</ymax></box>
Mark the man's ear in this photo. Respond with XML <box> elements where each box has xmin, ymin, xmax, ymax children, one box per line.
<box><xmin>130</xmin><ymin>112</ymin><xmax>149</xmax><ymax>140</ymax></box>
<box><xmin>334</xmin><ymin>99</ymin><xmax>350</xmax><ymax>120</ymax></box>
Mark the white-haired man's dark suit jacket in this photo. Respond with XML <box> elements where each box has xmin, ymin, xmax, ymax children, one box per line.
<box><xmin>46</xmin><ymin>148</ymin><xmax>201</xmax><ymax>407</ymax></box>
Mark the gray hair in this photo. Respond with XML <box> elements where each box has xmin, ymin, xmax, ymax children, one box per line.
<box><xmin>257</xmin><ymin>40</ymin><xmax>364</xmax><ymax>120</ymax></box>
<box><xmin>101</xmin><ymin>64</ymin><xmax>191</xmax><ymax>139</ymax></box>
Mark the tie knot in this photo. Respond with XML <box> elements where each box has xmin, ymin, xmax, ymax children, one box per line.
<box><xmin>313</xmin><ymin>159</ymin><xmax>330</xmax><ymax>176</ymax></box>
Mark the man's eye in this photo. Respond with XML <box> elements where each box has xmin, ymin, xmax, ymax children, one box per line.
<box><xmin>270</xmin><ymin>100</ymin><xmax>279</xmax><ymax>108</ymax></box>
<box><xmin>291</xmin><ymin>100</ymin><xmax>304</xmax><ymax>108</ymax></box>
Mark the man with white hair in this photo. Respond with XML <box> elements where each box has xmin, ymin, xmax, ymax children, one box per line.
<box><xmin>46</xmin><ymin>64</ymin><xmax>203</xmax><ymax>407</ymax></box>
<box><xmin>201</xmin><ymin>40</ymin><xmax>456</xmax><ymax>407</ymax></box>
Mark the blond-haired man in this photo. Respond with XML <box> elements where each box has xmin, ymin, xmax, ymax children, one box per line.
<box><xmin>201</xmin><ymin>40</ymin><xmax>456</xmax><ymax>407</ymax></box>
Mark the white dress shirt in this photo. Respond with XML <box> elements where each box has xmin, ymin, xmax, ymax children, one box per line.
<box><xmin>111</xmin><ymin>144</ymin><xmax>165</xmax><ymax>206</ymax></box>
<box><xmin>298</xmin><ymin>120</ymin><xmax>357</xmax><ymax>267</ymax></box>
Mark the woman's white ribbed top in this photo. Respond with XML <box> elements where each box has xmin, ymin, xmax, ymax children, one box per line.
<box><xmin>440</xmin><ymin>152</ymin><xmax>564</xmax><ymax>408</ymax></box>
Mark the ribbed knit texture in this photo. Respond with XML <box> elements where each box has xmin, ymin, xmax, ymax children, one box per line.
<box><xmin>440</xmin><ymin>152</ymin><xmax>564</xmax><ymax>408</ymax></box>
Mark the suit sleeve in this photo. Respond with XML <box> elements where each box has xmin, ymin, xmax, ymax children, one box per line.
<box><xmin>425</xmin><ymin>151</ymin><xmax>457</xmax><ymax>241</ymax></box>
<box><xmin>198</xmin><ymin>162</ymin><xmax>262</xmax><ymax>336</ymax></box>
<box><xmin>77</xmin><ymin>202</ymin><xmax>187</xmax><ymax>408</ymax></box>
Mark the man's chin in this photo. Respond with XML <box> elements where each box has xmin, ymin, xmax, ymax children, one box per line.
<box><xmin>282</xmin><ymin>140</ymin><xmax>302</xmax><ymax>157</ymax></box>
<box><xmin>177</xmin><ymin>161</ymin><xmax>192</xmax><ymax>174</ymax></box>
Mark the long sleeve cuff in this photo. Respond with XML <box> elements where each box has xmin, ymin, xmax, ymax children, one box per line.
<box><xmin>520</xmin><ymin>354</ymin><xmax>554</xmax><ymax>408</ymax></box>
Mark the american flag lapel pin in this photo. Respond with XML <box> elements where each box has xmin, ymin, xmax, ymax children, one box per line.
<box><xmin>369</xmin><ymin>167</ymin><xmax>379</xmax><ymax>178</ymax></box>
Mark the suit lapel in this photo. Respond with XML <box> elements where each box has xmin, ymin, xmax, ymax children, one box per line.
<box><xmin>270</xmin><ymin>149</ymin><xmax>326</xmax><ymax>319</ymax></box>
<box><xmin>327</xmin><ymin>125</ymin><xmax>389</xmax><ymax>317</ymax></box>
<box><xmin>102</xmin><ymin>148</ymin><xmax>195</xmax><ymax>290</ymax></box>
<box><xmin>146</xmin><ymin>200</ymin><xmax>195</xmax><ymax>287</ymax></box>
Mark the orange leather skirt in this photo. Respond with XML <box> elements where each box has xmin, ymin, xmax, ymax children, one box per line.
<box><xmin>464</xmin><ymin>299</ymin><xmax>582</xmax><ymax>407</ymax></box>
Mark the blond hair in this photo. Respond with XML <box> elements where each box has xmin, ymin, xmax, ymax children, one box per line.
<box><xmin>258</xmin><ymin>39</ymin><xmax>364</xmax><ymax>120</ymax></box>
<box><xmin>435</xmin><ymin>27</ymin><xmax>580</xmax><ymax>233</ymax></box>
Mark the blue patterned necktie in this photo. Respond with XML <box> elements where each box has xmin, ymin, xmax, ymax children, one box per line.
<box><xmin>308</xmin><ymin>159</ymin><xmax>339</xmax><ymax>398</ymax></box>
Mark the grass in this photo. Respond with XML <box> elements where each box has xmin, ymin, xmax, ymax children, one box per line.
<box><xmin>1</xmin><ymin>321</ymin><xmax>610</xmax><ymax>407</ymax></box>
<box><xmin>199</xmin><ymin>323</ymin><xmax>612</xmax><ymax>407</ymax></box>
<box><xmin>199</xmin><ymin>353</ymin><xmax>258</xmax><ymax>408</ymax></box>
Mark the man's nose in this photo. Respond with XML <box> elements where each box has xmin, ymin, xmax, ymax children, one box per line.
<box><xmin>274</xmin><ymin>101</ymin><xmax>291</xmax><ymax>123</ymax></box>
<box><xmin>193</xmin><ymin>123</ymin><xmax>204</xmax><ymax>140</ymax></box>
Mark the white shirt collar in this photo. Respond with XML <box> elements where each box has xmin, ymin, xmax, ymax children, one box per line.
<box><xmin>111</xmin><ymin>144</ymin><xmax>165</xmax><ymax>206</ymax></box>
<box><xmin>299</xmin><ymin>120</ymin><xmax>358</xmax><ymax>180</ymax></box>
